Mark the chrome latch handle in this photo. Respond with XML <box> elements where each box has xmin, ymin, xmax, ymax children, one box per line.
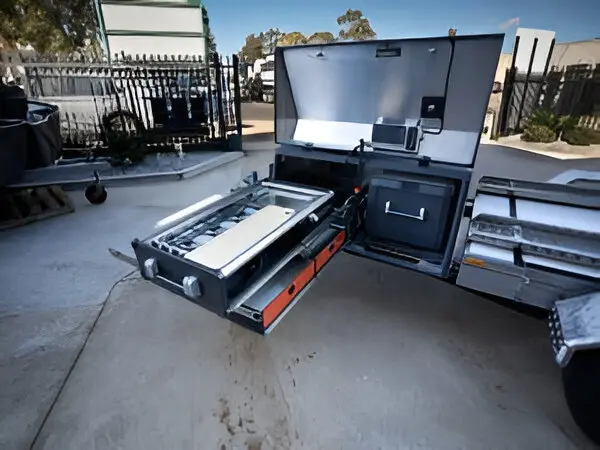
<box><xmin>143</xmin><ymin>258</ymin><xmax>202</xmax><ymax>299</ymax></box>
<box><xmin>384</xmin><ymin>201</ymin><xmax>426</xmax><ymax>221</ymax></box>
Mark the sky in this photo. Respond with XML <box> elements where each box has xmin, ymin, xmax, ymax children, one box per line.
<box><xmin>203</xmin><ymin>0</ymin><xmax>600</xmax><ymax>56</ymax></box>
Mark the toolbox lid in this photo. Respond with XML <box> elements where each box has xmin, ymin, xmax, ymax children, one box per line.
<box><xmin>274</xmin><ymin>34</ymin><xmax>504</xmax><ymax>166</ymax></box>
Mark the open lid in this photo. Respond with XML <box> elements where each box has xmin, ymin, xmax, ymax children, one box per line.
<box><xmin>275</xmin><ymin>34</ymin><xmax>504</xmax><ymax>166</ymax></box>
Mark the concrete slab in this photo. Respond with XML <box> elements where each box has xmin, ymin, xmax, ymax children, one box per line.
<box><xmin>2</xmin><ymin>143</ymin><xmax>598</xmax><ymax>450</ymax></box>
<box><xmin>243</xmin><ymin>120</ymin><xmax>274</xmax><ymax>135</ymax></box>
<box><xmin>0</xmin><ymin>305</ymin><xmax>101</xmax><ymax>450</ymax></box>
<box><xmin>9</xmin><ymin>152</ymin><xmax>244</xmax><ymax>190</ymax></box>
<box><xmin>0</xmin><ymin>149</ymin><xmax>266</xmax><ymax>450</ymax></box>
<box><xmin>495</xmin><ymin>135</ymin><xmax>600</xmax><ymax>160</ymax></box>
<box><xmin>31</xmin><ymin>256</ymin><xmax>592</xmax><ymax>450</ymax></box>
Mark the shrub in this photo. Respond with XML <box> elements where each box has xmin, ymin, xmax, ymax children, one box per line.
<box><xmin>521</xmin><ymin>124</ymin><xmax>556</xmax><ymax>143</ymax></box>
<box><xmin>562</xmin><ymin>127</ymin><xmax>600</xmax><ymax>146</ymax></box>
<box><xmin>558</xmin><ymin>116</ymin><xmax>579</xmax><ymax>134</ymax></box>
<box><xmin>527</xmin><ymin>109</ymin><xmax>560</xmax><ymax>131</ymax></box>
<box><xmin>590</xmin><ymin>129</ymin><xmax>600</xmax><ymax>145</ymax></box>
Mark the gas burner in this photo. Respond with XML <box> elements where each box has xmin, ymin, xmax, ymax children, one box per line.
<box><xmin>192</xmin><ymin>234</ymin><xmax>213</xmax><ymax>245</ymax></box>
<box><xmin>151</xmin><ymin>202</ymin><xmax>271</xmax><ymax>257</ymax></box>
<box><xmin>220</xmin><ymin>220</ymin><xmax>237</xmax><ymax>229</ymax></box>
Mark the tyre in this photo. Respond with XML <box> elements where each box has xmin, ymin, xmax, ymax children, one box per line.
<box><xmin>102</xmin><ymin>110</ymin><xmax>144</xmax><ymax>135</ymax></box>
<box><xmin>562</xmin><ymin>350</ymin><xmax>600</xmax><ymax>445</ymax></box>
<box><xmin>85</xmin><ymin>184</ymin><xmax>108</xmax><ymax>205</ymax></box>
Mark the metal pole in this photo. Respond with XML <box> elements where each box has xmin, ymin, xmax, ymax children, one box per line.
<box><xmin>232</xmin><ymin>54</ymin><xmax>243</xmax><ymax>137</ymax></box>
<box><xmin>498</xmin><ymin>35</ymin><xmax>520</xmax><ymax>135</ymax></box>
<box><xmin>213</xmin><ymin>53</ymin><xmax>226</xmax><ymax>141</ymax></box>
<box><xmin>516</xmin><ymin>37</ymin><xmax>538</xmax><ymax>131</ymax></box>
<box><xmin>535</xmin><ymin>38</ymin><xmax>556</xmax><ymax>109</ymax></box>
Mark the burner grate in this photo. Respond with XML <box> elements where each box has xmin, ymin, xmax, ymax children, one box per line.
<box><xmin>151</xmin><ymin>202</ymin><xmax>260</xmax><ymax>257</ymax></box>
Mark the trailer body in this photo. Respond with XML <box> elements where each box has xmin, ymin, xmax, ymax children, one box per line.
<box><xmin>131</xmin><ymin>34</ymin><xmax>600</xmax><ymax>445</ymax></box>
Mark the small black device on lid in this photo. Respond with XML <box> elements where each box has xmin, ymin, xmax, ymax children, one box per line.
<box><xmin>371</xmin><ymin>123</ymin><xmax>420</xmax><ymax>153</ymax></box>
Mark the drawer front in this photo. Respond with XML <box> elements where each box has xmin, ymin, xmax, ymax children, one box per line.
<box><xmin>229</xmin><ymin>227</ymin><xmax>346</xmax><ymax>334</ymax></box>
<box><xmin>131</xmin><ymin>178</ymin><xmax>353</xmax><ymax>334</ymax></box>
<box><xmin>366</xmin><ymin>176</ymin><xmax>454</xmax><ymax>251</ymax></box>
<box><xmin>132</xmin><ymin>239</ymin><xmax>228</xmax><ymax>315</ymax></box>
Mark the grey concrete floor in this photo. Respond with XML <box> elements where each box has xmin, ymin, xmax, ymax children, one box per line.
<box><xmin>1</xmin><ymin>142</ymin><xmax>599</xmax><ymax>450</ymax></box>
<box><xmin>30</xmin><ymin>260</ymin><xmax>591</xmax><ymax>450</ymax></box>
<box><xmin>0</xmin><ymin>146</ymin><xmax>273</xmax><ymax>450</ymax></box>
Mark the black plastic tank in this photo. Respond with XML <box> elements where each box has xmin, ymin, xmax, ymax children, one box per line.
<box><xmin>0</xmin><ymin>119</ymin><xmax>27</xmax><ymax>186</ymax></box>
<box><xmin>0</xmin><ymin>83</ymin><xmax>28</xmax><ymax>121</ymax></box>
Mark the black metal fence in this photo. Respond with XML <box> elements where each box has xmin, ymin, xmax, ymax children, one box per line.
<box><xmin>1</xmin><ymin>52</ymin><xmax>243</xmax><ymax>152</ymax></box>
<box><xmin>498</xmin><ymin>35</ymin><xmax>600</xmax><ymax>135</ymax></box>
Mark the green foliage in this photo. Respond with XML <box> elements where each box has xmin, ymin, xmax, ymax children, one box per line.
<box><xmin>259</xmin><ymin>28</ymin><xmax>283</xmax><ymax>54</ymax></box>
<box><xmin>524</xmin><ymin>109</ymin><xmax>585</xmax><ymax>143</ymax></box>
<box><xmin>307</xmin><ymin>32</ymin><xmax>335</xmax><ymax>44</ymax></box>
<box><xmin>0</xmin><ymin>0</ymin><xmax>98</xmax><ymax>53</ymax></box>
<box><xmin>278</xmin><ymin>32</ymin><xmax>307</xmax><ymax>46</ymax></box>
<box><xmin>336</xmin><ymin>9</ymin><xmax>376</xmax><ymax>41</ymax></box>
<box><xmin>239</xmin><ymin>33</ymin><xmax>264</xmax><ymax>63</ymax></box>
<box><xmin>207</xmin><ymin>29</ymin><xmax>217</xmax><ymax>57</ymax></box>
<box><xmin>202</xmin><ymin>6</ymin><xmax>216</xmax><ymax>58</ymax></box>
<box><xmin>563</xmin><ymin>127</ymin><xmax>600</xmax><ymax>146</ymax></box>
<box><xmin>558</xmin><ymin>115</ymin><xmax>579</xmax><ymax>134</ymax></box>
<box><xmin>526</xmin><ymin>109</ymin><xmax>560</xmax><ymax>131</ymax></box>
<box><xmin>521</xmin><ymin>124</ymin><xmax>556</xmax><ymax>143</ymax></box>
<box><xmin>244</xmin><ymin>74</ymin><xmax>264</xmax><ymax>102</ymax></box>
<box><xmin>241</xmin><ymin>8</ymin><xmax>376</xmax><ymax>61</ymax></box>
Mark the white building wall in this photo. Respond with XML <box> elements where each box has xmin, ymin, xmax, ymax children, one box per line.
<box><xmin>101</xmin><ymin>4</ymin><xmax>203</xmax><ymax>34</ymax></box>
<box><xmin>107</xmin><ymin>36</ymin><xmax>207</xmax><ymax>59</ymax></box>
<box><xmin>98</xmin><ymin>1</ymin><xmax>208</xmax><ymax>61</ymax></box>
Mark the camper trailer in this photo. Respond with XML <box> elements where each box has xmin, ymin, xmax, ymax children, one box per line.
<box><xmin>131</xmin><ymin>35</ymin><xmax>600</xmax><ymax>445</ymax></box>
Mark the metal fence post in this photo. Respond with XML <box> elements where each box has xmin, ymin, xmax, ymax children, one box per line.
<box><xmin>232</xmin><ymin>54</ymin><xmax>243</xmax><ymax>137</ymax></box>
<box><xmin>515</xmin><ymin>37</ymin><xmax>538</xmax><ymax>131</ymax></box>
<box><xmin>213</xmin><ymin>52</ymin><xmax>226</xmax><ymax>141</ymax></box>
<box><xmin>498</xmin><ymin>35</ymin><xmax>520</xmax><ymax>135</ymax></box>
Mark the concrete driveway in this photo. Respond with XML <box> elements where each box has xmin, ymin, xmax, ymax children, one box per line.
<box><xmin>1</xmin><ymin>141</ymin><xmax>599</xmax><ymax>450</ymax></box>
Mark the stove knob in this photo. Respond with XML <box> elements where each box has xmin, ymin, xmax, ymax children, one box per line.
<box><xmin>143</xmin><ymin>258</ymin><xmax>158</xmax><ymax>279</ymax></box>
<box><xmin>182</xmin><ymin>276</ymin><xmax>202</xmax><ymax>299</ymax></box>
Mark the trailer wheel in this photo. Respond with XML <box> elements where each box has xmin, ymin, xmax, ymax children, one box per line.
<box><xmin>102</xmin><ymin>110</ymin><xmax>144</xmax><ymax>135</ymax></box>
<box><xmin>562</xmin><ymin>350</ymin><xmax>600</xmax><ymax>445</ymax></box>
<box><xmin>85</xmin><ymin>183</ymin><xmax>108</xmax><ymax>204</ymax></box>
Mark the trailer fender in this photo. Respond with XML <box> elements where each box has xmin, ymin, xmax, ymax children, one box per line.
<box><xmin>549</xmin><ymin>291</ymin><xmax>600</xmax><ymax>368</ymax></box>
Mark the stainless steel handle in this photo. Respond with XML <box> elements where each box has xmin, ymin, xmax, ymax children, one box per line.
<box><xmin>384</xmin><ymin>201</ymin><xmax>426</xmax><ymax>221</ymax></box>
<box><xmin>143</xmin><ymin>258</ymin><xmax>202</xmax><ymax>299</ymax></box>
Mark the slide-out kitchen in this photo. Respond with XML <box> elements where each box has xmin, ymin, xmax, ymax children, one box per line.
<box><xmin>131</xmin><ymin>34</ymin><xmax>600</xmax><ymax>445</ymax></box>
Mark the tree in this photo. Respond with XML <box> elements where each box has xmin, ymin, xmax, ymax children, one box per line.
<box><xmin>239</xmin><ymin>33</ymin><xmax>264</xmax><ymax>63</ymax></box>
<box><xmin>307</xmin><ymin>32</ymin><xmax>335</xmax><ymax>44</ymax></box>
<box><xmin>278</xmin><ymin>32</ymin><xmax>307</xmax><ymax>46</ymax></box>
<box><xmin>202</xmin><ymin>5</ymin><xmax>216</xmax><ymax>59</ymax></box>
<box><xmin>207</xmin><ymin>29</ymin><xmax>217</xmax><ymax>57</ymax></box>
<box><xmin>259</xmin><ymin>28</ymin><xmax>282</xmax><ymax>54</ymax></box>
<box><xmin>0</xmin><ymin>0</ymin><xmax>98</xmax><ymax>53</ymax></box>
<box><xmin>336</xmin><ymin>9</ymin><xmax>376</xmax><ymax>41</ymax></box>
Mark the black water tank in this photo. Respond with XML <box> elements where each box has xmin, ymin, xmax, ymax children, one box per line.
<box><xmin>0</xmin><ymin>119</ymin><xmax>27</xmax><ymax>186</ymax></box>
<box><xmin>0</xmin><ymin>83</ymin><xmax>27</xmax><ymax>120</ymax></box>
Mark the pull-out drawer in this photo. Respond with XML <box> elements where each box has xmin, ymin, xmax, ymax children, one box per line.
<box><xmin>131</xmin><ymin>180</ymin><xmax>349</xmax><ymax>333</ymax></box>
<box><xmin>365</xmin><ymin>174</ymin><xmax>455</xmax><ymax>252</ymax></box>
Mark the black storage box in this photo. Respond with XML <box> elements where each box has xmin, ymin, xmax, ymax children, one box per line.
<box><xmin>25</xmin><ymin>101</ymin><xmax>62</xmax><ymax>169</ymax></box>
<box><xmin>365</xmin><ymin>174</ymin><xmax>455</xmax><ymax>252</ymax></box>
<box><xmin>0</xmin><ymin>119</ymin><xmax>27</xmax><ymax>186</ymax></box>
<box><xmin>0</xmin><ymin>84</ymin><xmax>27</xmax><ymax>120</ymax></box>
